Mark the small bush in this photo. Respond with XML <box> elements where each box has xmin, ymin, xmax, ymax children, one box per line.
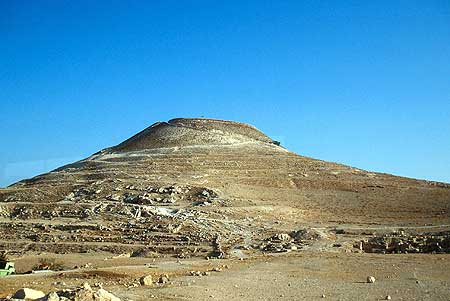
<box><xmin>32</xmin><ymin>258</ymin><xmax>66</xmax><ymax>271</ymax></box>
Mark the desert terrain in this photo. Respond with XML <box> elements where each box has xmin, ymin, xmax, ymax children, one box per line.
<box><xmin>0</xmin><ymin>118</ymin><xmax>449</xmax><ymax>300</ymax></box>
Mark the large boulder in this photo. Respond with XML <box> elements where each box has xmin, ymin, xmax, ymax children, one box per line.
<box><xmin>93</xmin><ymin>289</ymin><xmax>121</xmax><ymax>301</ymax></box>
<box><xmin>139</xmin><ymin>275</ymin><xmax>153</xmax><ymax>286</ymax></box>
<box><xmin>44</xmin><ymin>292</ymin><xmax>60</xmax><ymax>301</ymax></box>
<box><xmin>12</xmin><ymin>288</ymin><xmax>46</xmax><ymax>300</ymax></box>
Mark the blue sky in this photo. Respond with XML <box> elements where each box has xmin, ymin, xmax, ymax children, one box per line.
<box><xmin>1</xmin><ymin>0</ymin><xmax>449</xmax><ymax>187</ymax></box>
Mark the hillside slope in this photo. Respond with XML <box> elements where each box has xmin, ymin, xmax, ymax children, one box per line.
<box><xmin>0</xmin><ymin>118</ymin><xmax>449</xmax><ymax>257</ymax></box>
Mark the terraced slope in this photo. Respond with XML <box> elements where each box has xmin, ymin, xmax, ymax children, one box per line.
<box><xmin>0</xmin><ymin>118</ymin><xmax>449</xmax><ymax>258</ymax></box>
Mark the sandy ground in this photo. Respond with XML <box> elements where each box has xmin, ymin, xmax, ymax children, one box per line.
<box><xmin>1</xmin><ymin>251</ymin><xmax>450</xmax><ymax>300</ymax></box>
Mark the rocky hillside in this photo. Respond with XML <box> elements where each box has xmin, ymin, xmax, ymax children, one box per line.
<box><xmin>0</xmin><ymin>118</ymin><xmax>449</xmax><ymax>258</ymax></box>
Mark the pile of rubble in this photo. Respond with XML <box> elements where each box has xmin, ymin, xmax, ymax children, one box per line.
<box><xmin>357</xmin><ymin>231</ymin><xmax>450</xmax><ymax>254</ymax></box>
<box><xmin>104</xmin><ymin>184</ymin><xmax>218</xmax><ymax>207</ymax></box>
<box><xmin>4</xmin><ymin>282</ymin><xmax>120</xmax><ymax>301</ymax></box>
<box><xmin>120</xmin><ymin>185</ymin><xmax>187</xmax><ymax>205</ymax></box>
<box><xmin>259</xmin><ymin>229</ymin><xmax>322</xmax><ymax>253</ymax></box>
<box><xmin>208</xmin><ymin>235</ymin><xmax>225</xmax><ymax>259</ymax></box>
<box><xmin>0</xmin><ymin>182</ymin><xmax>224</xmax><ymax>255</ymax></box>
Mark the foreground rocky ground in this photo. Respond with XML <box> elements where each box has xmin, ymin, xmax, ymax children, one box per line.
<box><xmin>1</xmin><ymin>118</ymin><xmax>449</xmax><ymax>300</ymax></box>
<box><xmin>1</xmin><ymin>251</ymin><xmax>450</xmax><ymax>300</ymax></box>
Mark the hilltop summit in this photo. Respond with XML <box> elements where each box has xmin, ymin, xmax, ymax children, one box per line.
<box><xmin>111</xmin><ymin>118</ymin><xmax>277</xmax><ymax>152</ymax></box>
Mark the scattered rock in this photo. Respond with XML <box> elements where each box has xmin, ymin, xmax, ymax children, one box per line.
<box><xmin>64</xmin><ymin>192</ymin><xmax>75</xmax><ymax>201</ymax></box>
<box><xmin>161</xmin><ymin>197</ymin><xmax>176</xmax><ymax>204</ymax></box>
<box><xmin>158</xmin><ymin>274</ymin><xmax>170</xmax><ymax>284</ymax></box>
<box><xmin>82</xmin><ymin>282</ymin><xmax>92</xmax><ymax>291</ymax></box>
<box><xmin>291</xmin><ymin>228</ymin><xmax>323</xmax><ymax>241</ymax></box>
<box><xmin>45</xmin><ymin>292</ymin><xmax>60</xmax><ymax>301</ymax></box>
<box><xmin>81</xmin><ymin>263</ymin><xmax>93</xmax><ymax>269</ymax></box>
<box><xmin>358</xmin><ymin>231</ymin><xmax>450</xmax><ymax>254</ymax></box>
<box><xmin>53</xmin><ymin>283</ymin><xmax>120</xmax><ymax>301</ymax></box>
<box><xmin>367</xmin><ymin>276</ymin><xmax>376</xmax><ymax>283</ymax></box>
<box><xmin>260</xmin><ymin>233</ymin><xmax>296</xmax><ymax>253</ymax></box>
<box><xmin>274</xmin><ymin>233</ymin><xmax>291</xmax><ymax>241</ymax></box>
<box><xmin>0</xmin><ymin>205</ymin><xmax>9</xmax><ymax>217</ymax></box>
<box><xmin>190</xmin><ymin>270</ymin><xmax>203</xmax><ymax>276</ymax></box>
<box><xmin>107</xmin><ymin>194</ymin><xmax>121</xmax><ymax>202</ymax></box>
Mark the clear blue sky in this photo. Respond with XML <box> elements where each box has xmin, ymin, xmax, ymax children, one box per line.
<box><xmin>1</xmin><ymin>0</ymin><xmax>449</xmax><ymax>187</ymax></box>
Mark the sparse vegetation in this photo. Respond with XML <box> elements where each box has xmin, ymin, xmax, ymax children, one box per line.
<box><xmin>32</xmin><ymin>258</ymin><xmax>66</xmax><ymax>271</ymax></box>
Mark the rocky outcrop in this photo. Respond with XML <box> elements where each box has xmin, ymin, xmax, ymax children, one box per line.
<box><xmin>358</xmin><ymin>231</ymin><xmax>450</xmax><ymax>254</ymax></box>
